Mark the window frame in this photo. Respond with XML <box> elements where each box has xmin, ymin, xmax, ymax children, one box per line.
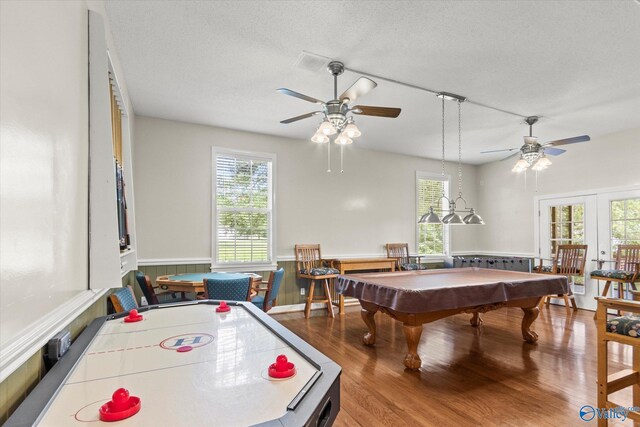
<box><xmin>415</xmin><ymin>171</ymin><xmax>451</xmax><ymax>258</ymax></box>
<box><xmin>211</xmin><ymin>147</ymin><xmax>277</xmax><ymax>272</ymax></box>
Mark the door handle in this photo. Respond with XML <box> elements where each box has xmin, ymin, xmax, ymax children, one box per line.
<box><xmin>601</xmin><ymin>251</ymin><xmax>606</xmax><ymax>255</ymax></box>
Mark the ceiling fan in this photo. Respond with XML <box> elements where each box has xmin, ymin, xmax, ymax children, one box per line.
<box><xmin>277</xmin><ymin>61</ymin><xmax>401</xmax><ymax>143</ymax></box>
<box><xmin>481</xmin><ymin>116</ymin><xmax>590</xmax><ymax>172</ymax></box>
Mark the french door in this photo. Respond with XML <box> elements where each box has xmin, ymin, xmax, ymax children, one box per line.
<box><xmin>596</xmin><ymin>189</ymin><xmax>640</xmax><ymax>268</ymax></box>
<box><xmin>538</xmin><ymin>195</ymin><xmax>598</xmax><ymax>310</ymax></box>
<box><xmin>538</xmin><ymin>188</ymin><xmax>640</xmax><ymax>311</ymax></box>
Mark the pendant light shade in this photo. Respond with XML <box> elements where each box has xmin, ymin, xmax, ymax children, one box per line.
<box><xmin>318</xmin><ymin>120</ymin><xmax>337</xmax><ymax>136</ymax></box>
<box><xmin>311</xmin><ymin>132</ymin><xmax>329</xmax><ymax>143</ymax></box>
<box><xmin>463</xmin><ymin>208</ymin><xmax>485</xmax><ymax>225</ymax></box>
<box><xmin>342</xmin><ymin>120</ymin><xmax>361</xmax><ymax>138</ymax></box>
<box><xmin>442</xmin><ymin>209</ymin><xmax>465</xmax><ymax>225</ymax></box>
<box><xmin>419</xmin><ymin>207</ymin><xmax>441</xmax><ymax>224</ymax></box>
<box><xmin>334</xmin><ymin>133</ymin><xmax>353</xmax><ymax>145</ymax></box>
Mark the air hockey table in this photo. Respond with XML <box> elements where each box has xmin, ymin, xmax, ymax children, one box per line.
<box><xmin>7</xmin><ymin>301</ymin><xmax>341</xmax><ymax>427</ymax></box>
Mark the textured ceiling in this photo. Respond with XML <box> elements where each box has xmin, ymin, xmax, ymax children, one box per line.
<box><xmin>105</xmin><ymin>1</ymin><xmax>640</xmax><ymax>164</ymax></box>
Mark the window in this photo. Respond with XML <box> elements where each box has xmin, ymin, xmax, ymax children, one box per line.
<box><xmin>416</xmin><ymin>173</ymin><xmax>449</xmax><ymax>256</ymax></box>
<box><xmin>212</xmin><ymin>148</ymin><xmax>276</xmax><ymax>270</ymax></box>
<box><xmin>549</xmin><ymin>204</ymin><xmax>584</xmax><ymax>256</ymax></box>
<box><xmin>610</xmin><ymin>198</ymin><xmax>640</xmax><ymax>254</ymax></box>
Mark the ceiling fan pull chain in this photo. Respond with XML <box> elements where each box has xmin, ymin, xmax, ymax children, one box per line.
<box><xmin>340</xmin><ymin>145</ymin><xmax>344</xmax><ymax>173</ymax></box>
<box><xmin>440</xmin><ymin>97</ymin><xmax>446</xmax><ymax>198</ymax></box>
<box><xmin>458</xmin><ymin>101</ymin><xmax>463</xmax><ymax>198</ymax></box>
<box><xmin>327</xmin><ymin>140</ymin><xmax>331</xmax><ymax>173</ymax></box>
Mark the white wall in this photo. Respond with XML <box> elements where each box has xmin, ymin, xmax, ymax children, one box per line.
<box><xmin>476</xmin><ymin>127</ymin><xmax>640</xmax><ymax>255</ymax></box>
<box><xmin>0</xmin><ymin>0</ymin><xmax>89</xmax><ymax>349</ymax></box>
<box><xmin>133</xmin><ymin>116</ymin><xmax>482</xmax><ymax>262</ymax></box>
<box><xmin>0</xmin><ymin>0</ymin><xmax>136</xmax><ymax>382</ymax></box>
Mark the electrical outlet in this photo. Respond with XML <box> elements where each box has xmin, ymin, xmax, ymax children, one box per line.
<box><xmin>140</xmin><ymin>296</ymin><xmax>148</xmax><ymax>306</ymax></box>
<box><xmin>300</xmin><ymin>288</ymin><xmax>305</xmax><ymax>296</ymax></box>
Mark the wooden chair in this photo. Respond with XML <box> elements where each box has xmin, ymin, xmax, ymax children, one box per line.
<box><xmin>295</xmin><ymin>244</ymin><xmax>339</xmax><ymax>318</ymax></box>
<box><xmin>592</xmin><ymin>245</ymin><xmax>640</xmax><ymax>318</ymax></box>
<box><xmin>110</xmin><ymin>286</ymin><xmax>138</xmax><ymax>313</ymax></box>
<box><xmin>534</xmin><ymin>244</ymin><xmax>587</xmax><ymax>312</ymax></box>
<box><xmin>134</xmin><ymin>271</ymin><xmax>179</xmax><ymax>305</ymax></box>
<box><xmin>385</xmin><ymin>243</ymin><xmax>423</xmax><ymax>271</ymax></box>
<box><xmin>596</xmin><ymin>295</ymin><xmax>640</xmax><ymax>425</ymax></box>
<box><xmin>251</xmin><ymin>268</ymin><xmax>285</xmax><ymax>312</ymax></box>
<box><xmin>203</xmin><ymin>276</ymin><xmax>252</xmax><ymax>301</ymax></box>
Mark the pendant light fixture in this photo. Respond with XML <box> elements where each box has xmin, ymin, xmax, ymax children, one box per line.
<box><xmin>418</xmin><ymin>93</ymin><xmax>484</xmax><ymax>226</ymax></box>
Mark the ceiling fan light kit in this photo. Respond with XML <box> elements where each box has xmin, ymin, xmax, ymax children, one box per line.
<box><xmin>278</xmin><ymin>60</ymin><xmax>401</xmax><ymax>172</ymax></box>
<box><xmin>484</xmin><ymin>115</ymin><xmax>589</xmax><ymax>174</ymax></box>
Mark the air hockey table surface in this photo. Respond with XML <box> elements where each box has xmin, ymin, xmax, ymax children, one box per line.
<box><xmin>7</xmin><ymin>301</ymin><xmax>340</xmax><ymax>427</ymax></box>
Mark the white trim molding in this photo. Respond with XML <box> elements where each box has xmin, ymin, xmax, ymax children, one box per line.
<box><xmin>138</xmin><ymin>258</ymin><xmax>212</xmax><ymax>266</ymax></box>
<box><xmin>0</xmin><ymin>289</ymin><xmax>109</xmax><ymax>383</ymax></box>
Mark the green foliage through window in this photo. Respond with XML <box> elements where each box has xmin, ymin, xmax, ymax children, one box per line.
<box><xmin>610</xmin><ymin>198</ymin><xmax>640</xmax><ymax>255</ymax></box>
<box><xmin>215</xmin><ymin>155</ymin><xmax>272</xmax><ymax>264</ymax></box>
<box><xmin>417</xmin><ymin>177</ymin><xmax>447</xmax><ymax>255</ymax></box>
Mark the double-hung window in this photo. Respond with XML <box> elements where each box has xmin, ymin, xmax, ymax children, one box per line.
<box><xmin>212</xmin><ymin>148</ymin><xmax>276</xmax><ymax>271</ymax></box>
<box><xmin>416</xmin><ymin>172</ymin><xmax>450</xmax><ymax>256</ymax></box>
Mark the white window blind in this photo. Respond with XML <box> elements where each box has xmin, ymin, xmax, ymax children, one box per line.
<box><xmin>416</xmin><ymin>173</ymin><xmax>449</xmax><ymax>256</ymax></box>
<box><xmin>212</xmin><ymin>149</ymin><xmax>275</xmax><ymax>270</ymax></box>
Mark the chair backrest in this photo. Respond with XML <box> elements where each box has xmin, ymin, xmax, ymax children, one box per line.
<box><xmin>135</xmin><ymin>271</ymin><xmax>159</xmax><ymax>305</ymax></box>
<box><xmin>386</xmin><ymin>243</ymin><xmax>410</xmax><ymax>269</ymax></box>
<box><xmin>295</xmin><ymin>244</ymin><xmax>323</xmax><ymax>274</ymax></box>
<box><xmin>554</xmin><ymin>244</ymin><xmax>588</xmax><ymax>275</ymax></box>
<box><xmin>110</xmin><ymin>286</ymin><xmax>138</xmax><ymax>313</ymax></box>
<box><xmin>615</xmin><ymin>245</ymin><xmax>640</xmax><ymax>272</ymax></box>
<box><xmin>261</xmin><ymin>268</ymin><xmax>285</xmax><ymax>312</ymax></box>
<box><xmin>204</xmin><ymin>276</ymin><xmax>251</xmax><ymax>302</ymax></box>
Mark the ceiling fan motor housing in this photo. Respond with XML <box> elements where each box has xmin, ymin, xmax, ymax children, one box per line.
<box><xmin>325</xmin><ymin>100</ymin><xmax>348</xmax><ymax>129</ymax></box>
<box><xmin>521</xmin><ymin>142</ymin><xmax>543</xmax><ymax>164</ymax></box>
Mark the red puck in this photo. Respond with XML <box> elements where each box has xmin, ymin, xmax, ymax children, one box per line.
<box><xmin>216</xmin><ymin>301</ymin><xmax>231</xmax><ymax>313</ymax></box>
<box><xmin>177</xmin><ymin>345</ymin><xmax>193</xmax><ymax>353</ymax></box>
<box><xmin>99</xmin><ymin>388</ymin><xmax>141</xmax><ymax>422</ymax></box>
<box><xmin>268</xmin><ymin>354</ymin><xmax>296</xmax><ymax>379</ymax></box>
<box><xmin>124</xmin><ymin>309</ymin><xmax>143</xmax><ymax>323</ymax></box>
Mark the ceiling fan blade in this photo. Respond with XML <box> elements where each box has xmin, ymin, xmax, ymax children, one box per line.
<box><xmin>280</xmin><ymin>111</ymin><xmax>322</xmax><ymax>124</ymax></box>
<box><xmin>277</xmin><ymin>88</ymin><xmax>324</xmax><ymax>105</ymax></box>
<box><xmin>480</xmin><ymin>147</ymin><xmax>520</xmax><ymax>154</ymax></box>
<box><xmin>339</xmin><ymin>77</ymin><xmax>377</xmax><ymax>102</ymax></box>
<box><xmin>543</xmin><ymin>147</ymin><xmax>566</xmax><ymax>156</ymax></box>
<box><xmin>500</xmin><ymin>152</ymin><xmax>521</xmax><ymax>162</ymax></box>
<box><xmin>543</xmin><ymin>135</ymin><xmax>590</xmax><ymax>147</ymax></box>
<box><xmin>351</xmin><ymin>105</ymin><xmax>401</xmax><ymax>118</ymax></box>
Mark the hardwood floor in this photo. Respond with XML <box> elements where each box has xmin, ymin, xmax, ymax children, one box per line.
<box><xmin>273</xmin><ymin>305</ymin><xmax>634</xmax><ymax>426</ymax></box>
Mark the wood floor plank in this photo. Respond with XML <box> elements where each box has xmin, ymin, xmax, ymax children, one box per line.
<box><xmin>273</xmin><ymin>305</ymin><xmax>634</xmax><ymax>426</ymax></box>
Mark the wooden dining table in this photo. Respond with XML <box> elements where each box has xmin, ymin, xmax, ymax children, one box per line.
<box><xmin>324</xmin><ymin>257</ymin><xmax>396</xmax><ymax>314</ymax></box>
<box><xmin>156</xmin><ymin>272</ymin><xmax>263</xmax><ymax>300</ymax></box>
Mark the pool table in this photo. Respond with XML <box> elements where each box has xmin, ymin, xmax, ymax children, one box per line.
<box><xmin>337</xmin><ymin>267</ymin><xmax>569</xmax><ymax>370</ymax></box>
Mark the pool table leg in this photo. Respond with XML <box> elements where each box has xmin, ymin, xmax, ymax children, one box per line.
<box><xmin>403</xmin><ymin>324</ymin><xmax>423</xmax><ymax>370</ymax></box>
<box><xmin>521</xmin><ymin>305</ymin><xmax>540</xmax><ymax>343</ymax></box>
<box><xmin>470</xmin><ymin>312</ymin><xmax>483</xmax><ymax>327</ymax></box>
<box><xmin>360</xmin><ymin>302</ymin><xmax>378</xmax><ymax>345</ymax></box>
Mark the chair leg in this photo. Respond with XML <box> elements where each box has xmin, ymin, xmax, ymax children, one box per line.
<box><xmin>304</xmin><ymin>280</ymin><xmax>315</xmax><ymax>319</ymax></box>
<box><xmin>561</xmin><ymin>294</ymin><xmax>576</xmax><ymax>313</ymax></box>
<box><xmin>569</xmin><ymin>294</ymin><xmax>578</xmax><ymax>311</ymax></box>
<box><xmin>595</xmin><ymin>281</ymin><xmax>613</xmax><ymax>320</ymax></box>
<box><xmin>324</xmin><ymin>279</ymin><xmax>334</xmax><ymax>318</ymax></box>
<box><xmin>597</xmin><ymin>338</ymin><xmax>608</xmax><ymax>427</ymax></box>
<box><xmin>537</xmin><ymin>296</ymin><xmax>547</xmax><ymax>311</ymax></box>
<box><xmin>634</xmin><ymin>346</ymin><xmax>640</xmax><ymax>410</ymax></box>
